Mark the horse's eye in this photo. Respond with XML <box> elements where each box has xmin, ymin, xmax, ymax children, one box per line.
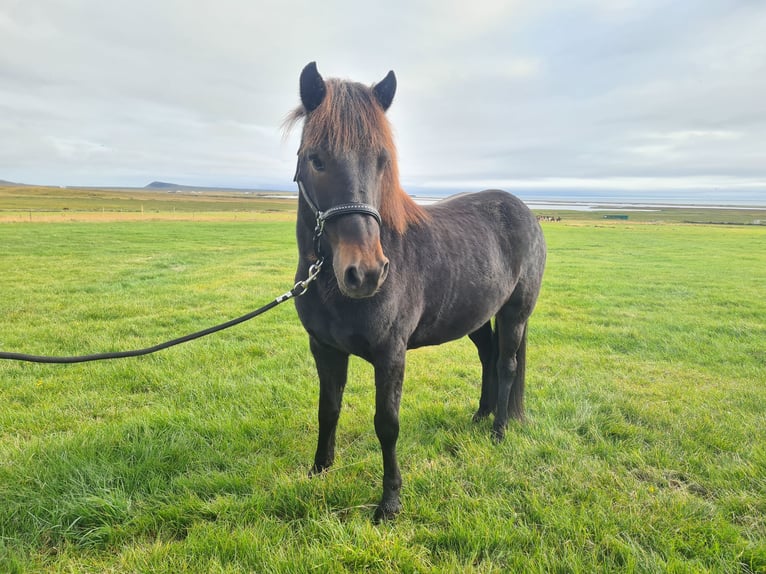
<box><xmin>378</xmin><ymin>151</ymin><xmax>390</xmax><ymax>171</ymax></box>
<box><xmin>308</xmin><ymin>154</ymin><xmax>325</xmax><ymax>172</ymax></box>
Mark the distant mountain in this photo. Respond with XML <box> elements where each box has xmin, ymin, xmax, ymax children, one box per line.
<box><xmin>144</xmin><ymin>181</ymin><xmax>217</xmax><ymax>190</ymax></box>
<box><xmin>145</xmin><ymin>181</ymin><xmax>181</xmax><ymax>189</ymax></box>
<box><xmin>0</xmin><ymin>178</ymin><xmax>292</xmax><ymax>193</ymax></box>
<box><xmin>144</xmin><ymin>181</ymin><xmax>273</xmax><ymax>192</ymax></box>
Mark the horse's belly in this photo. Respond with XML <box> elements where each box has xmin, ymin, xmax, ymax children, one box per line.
<box><xmin>407</xmin><ymin>321</ymin><xmax>485</xmax><ymax>349</ymax></box>
<box><xmin>407</xmin><ymin>294</ymin><xmax>503</xmax><ymax>349</ymax></box>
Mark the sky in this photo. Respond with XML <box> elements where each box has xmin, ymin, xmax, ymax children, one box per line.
<box><xmin>1</xmin><ymin>0</ymin><xmax>765</xmax><ymax>201</ymax></box>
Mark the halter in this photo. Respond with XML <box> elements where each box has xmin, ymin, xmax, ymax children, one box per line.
<box><xmin>296</xmin><ymin>178</ymin><xmax>382</xmax><ymax>263</ymax></box>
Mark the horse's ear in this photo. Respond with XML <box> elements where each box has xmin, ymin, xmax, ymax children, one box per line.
<box><xmin>300</xmin><ymin>61</ymin><xmax>326</xmax><ymax>112</ymax></box>
<box><xmin>373</xmin><ymin>70</ymin><xmax>396</xmax><ymax>111</ymax></box>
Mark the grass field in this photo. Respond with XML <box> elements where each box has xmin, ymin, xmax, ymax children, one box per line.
<box><xmin>1</xmin><ymin>190</ymin><xmax>765</xmax><ymax>572</ymax></box>
<box><xmin>3</xmin><ymin>184</ymin><xmax>766</xmax><ymax>225</ymax></box>
<box><xmin>0</xmin><ymin>185</ymin><xmax>297</xmax><ymax>222</ymax></box>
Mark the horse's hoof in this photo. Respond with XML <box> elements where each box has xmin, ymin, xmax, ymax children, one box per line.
<box><xmin>373</xmin><ymin>499</ymin><xmax>402</xmax><ymax>523</ymax></box>
<box><xmin>308</xmin><ymin>463</ymin><xmax>329</xmax><ymax>477</ymax></box>
<box><xmin>472</xmin><ymin>409</ymin><xmax>491</xmax><ymax>422</ymax></box>
<box><xmin>490</xmin><ymin>425</ymin><xmax>506</xmax><ymax>443</ymax></box>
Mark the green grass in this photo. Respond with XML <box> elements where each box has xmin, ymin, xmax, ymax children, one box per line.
<box><xmin>536</xmin><ymin>207</ymin><xmax>766</xmax><ymax>225</ymax></box>
<box><xmin>0</xmin><ymin>185</ymin><xmax>296</xmax><ymax>221</ymax></box>
<box><xmin>1</xmin><ymin>214</ymin><xmax>765</xmax><ymax>572</ymax></box>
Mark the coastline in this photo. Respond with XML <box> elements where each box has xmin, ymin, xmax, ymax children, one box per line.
<box><xmin>260</xmin><ymin>192</ymin><xmax>766</xmax><ymax>211</ymax></box>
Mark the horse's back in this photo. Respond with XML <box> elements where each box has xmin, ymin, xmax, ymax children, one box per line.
<box><xmin>429</xmin><ymin>189</ymin><xmax>537</xmax><ymax>225</ymax></box>
<box><xmin>425</xmin><ymin>189</ymin><xmax>544</xmax><ymax>260</ymax></box>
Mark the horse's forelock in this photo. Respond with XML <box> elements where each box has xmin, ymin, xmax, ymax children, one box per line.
<box><xmin>301</xmin><ymin>80</ymin><xmax>388</xmax><ymax>153</ymax></box>
<box><xmin>286</xmin><ymin>79</ymin><xmax>428</xmax><ymax>234</ymax></box>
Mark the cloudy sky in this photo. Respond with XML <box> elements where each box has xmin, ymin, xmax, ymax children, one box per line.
<box><xmin>1</xmin><ymin>0</ymin><xmax>765</xmax><ymax>200</ymax></box>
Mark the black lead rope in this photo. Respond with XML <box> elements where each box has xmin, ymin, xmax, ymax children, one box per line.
<box><xmin>0</xmin><ymin>178</ymin><xmax>379</xmax><ymax>366</ymax></box>
<box><xmin>0</xmin><ymin>261</ymin><xmax>323</xmax><ymax>365</ymax></box>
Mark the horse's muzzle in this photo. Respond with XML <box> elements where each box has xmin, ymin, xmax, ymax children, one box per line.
<box><xmin>338</xmin><ymin>256</ymin><xmax>389</xmax><ymax>298</ymax></box>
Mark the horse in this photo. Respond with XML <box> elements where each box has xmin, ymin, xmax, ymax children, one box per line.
<box><xmin>285</xmin><ymin>62</ymin><xmax>546</xmax><ymax>521</ymax></box>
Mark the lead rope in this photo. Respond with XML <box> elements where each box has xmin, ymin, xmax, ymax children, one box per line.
<box><xmin>0</xmin><ymin>175</ymin><xmax>384</xmax><ymax>365</ymax></box>
<box><xmin>0</xmin><ymin>261</ymin><xmax>322</xmax><ymax>364</ymax></box>
<box><xmin>0</xmin><ymin>249</ymin><xmax>324</xmax><ymax>365</ymax></box>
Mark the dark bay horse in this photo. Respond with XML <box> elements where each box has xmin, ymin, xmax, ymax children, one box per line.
<box><xmin>286</xmin><ymin>62</ymin><xmax>546</xmax><ymax>521</ymax></box>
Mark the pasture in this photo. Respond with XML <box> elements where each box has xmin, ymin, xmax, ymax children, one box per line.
<box><xmin>0</xmin><ymin>195</ymin><xmax>764</xmax><ymax>572</ymax></box>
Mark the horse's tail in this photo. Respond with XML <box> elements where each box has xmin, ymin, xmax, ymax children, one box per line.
<box><xmin>508</xmin><ymin>322</ymin><xmax>527</xmax><ymax>421</ymax></box>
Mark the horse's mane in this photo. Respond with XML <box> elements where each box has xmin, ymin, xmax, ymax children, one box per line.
<box><xmin>284</xmin><ymin>78</ymin><xmax>428</xmax><ymax>235</ymax></box>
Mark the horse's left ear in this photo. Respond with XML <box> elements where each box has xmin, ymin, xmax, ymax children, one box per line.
<box><xmin>300</xmin><ymin>61</ymin><xmax>327</xmax><ymax>112</ymax></box>
<box><xmin>373</xmin><ymin>70</ymin><xmax>396</xmax><ymax>111</ymax></box>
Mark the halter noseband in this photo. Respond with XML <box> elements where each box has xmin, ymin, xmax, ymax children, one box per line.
<box><xmin>296</xmin><ymin>178</ymin><xmax>383</xmax><ymax>261</ymax></box>
<box><xmin>297</xmin><ymin>179</ymin><xmax>382</xmax><ymax>228</ymax></box>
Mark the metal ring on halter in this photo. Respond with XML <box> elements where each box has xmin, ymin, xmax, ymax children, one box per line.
<box><xmin>292</xmin><ymin>259</ymin><xmax>324</xmax><ymax>297</ymax></box>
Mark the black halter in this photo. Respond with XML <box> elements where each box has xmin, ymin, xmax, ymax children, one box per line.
<box><xmin>296</xmin><ymin>178</ymin><xmax>382</xmax><ymax>261</ymax></box>
<box><xmin>297</xmin><ymin>180</ymin><xmax>382</xmax><ymax>228</ymax></box>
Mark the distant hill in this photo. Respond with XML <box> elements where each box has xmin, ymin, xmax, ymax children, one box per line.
<box><xmin>145</xmin><ymin>181</ymin><xmax>181</xmax><ymax>189</ymax></box>
<box><xmin>144</xmin><ymin>181</ymin><xmax>271</xmax><ymax>193</ymax></box>
<box><xmin>0</xmin><ymin>179</ymin><xmax>291</xmax><ymax>193</ymax></box>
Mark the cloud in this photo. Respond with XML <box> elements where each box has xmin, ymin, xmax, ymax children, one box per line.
<box><xmin>0</xmin><ymin>0</ymin><xmax>764</xmax><ymax>198</ymax></box>
<box><xmin>45</xmin><ymin>137</ymin><xmax>110</xmax><ymax>161</ymax></box>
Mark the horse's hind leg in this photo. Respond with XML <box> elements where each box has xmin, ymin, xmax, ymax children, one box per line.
<box><xmin>508</xmin><ymin>322</ymin><xmax>527</xmax><ymax>422</ymax></box>
<box><xmin>469</xmin><ymin>321</ymin><xmax>497</xmax><ymax>421</ymax></box>
<box><xmin>492</xmin><ymin>314</ymin><xmax>528</xmax><ymax>442</ymax></box>
<box><xmin>309</xmin><ymin>336</ymin><xmax>349</xmax><ymax>475</ymax></box>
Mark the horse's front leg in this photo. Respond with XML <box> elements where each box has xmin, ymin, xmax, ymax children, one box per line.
<box><xmin>372</xmin><ymin>349</ymin><xmax>406</xmax><ymax>522</ymax></box>
<box><xmin>309</xmin><ymin>336</ymin><xmax>349</xmax><ymax>475</ymax></box>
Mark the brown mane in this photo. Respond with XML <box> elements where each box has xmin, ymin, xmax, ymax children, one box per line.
<box><xmin>285</xmin><ymin>78</ymin><xmax>428</xmax><ymax>235</ymax></box>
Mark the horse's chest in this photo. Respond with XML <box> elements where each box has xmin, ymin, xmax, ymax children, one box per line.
<box><xmin>295</xmin><ymin>295</ymin><xmax>388</xmax><ymax>359</ymax></box>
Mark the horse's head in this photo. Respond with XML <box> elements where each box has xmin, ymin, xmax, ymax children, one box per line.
<box><xmin>290</xmin><ymin>62</ymin><xmax>401</xmax><ymax>299</ymax></box>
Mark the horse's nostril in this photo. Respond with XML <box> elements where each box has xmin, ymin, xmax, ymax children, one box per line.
<box><xmin>381</xmin><ymin>260</ymin><xmax>390</xmax><ymax>279</ymax></box>
<box><xmin>344</xmin><ymin>265</ymin><xmax>362</xmax><ymax>289</ymax></box>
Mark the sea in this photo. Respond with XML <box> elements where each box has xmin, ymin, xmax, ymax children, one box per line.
<box><xmin>264</xmin><ymin>188</ymin><xmax>766</xmax><ymax>210</ymax></box>
<box><xmin>410</xmin><ymin>189</ymin><xmax>766</xmax><ymax>211</ymax></box>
